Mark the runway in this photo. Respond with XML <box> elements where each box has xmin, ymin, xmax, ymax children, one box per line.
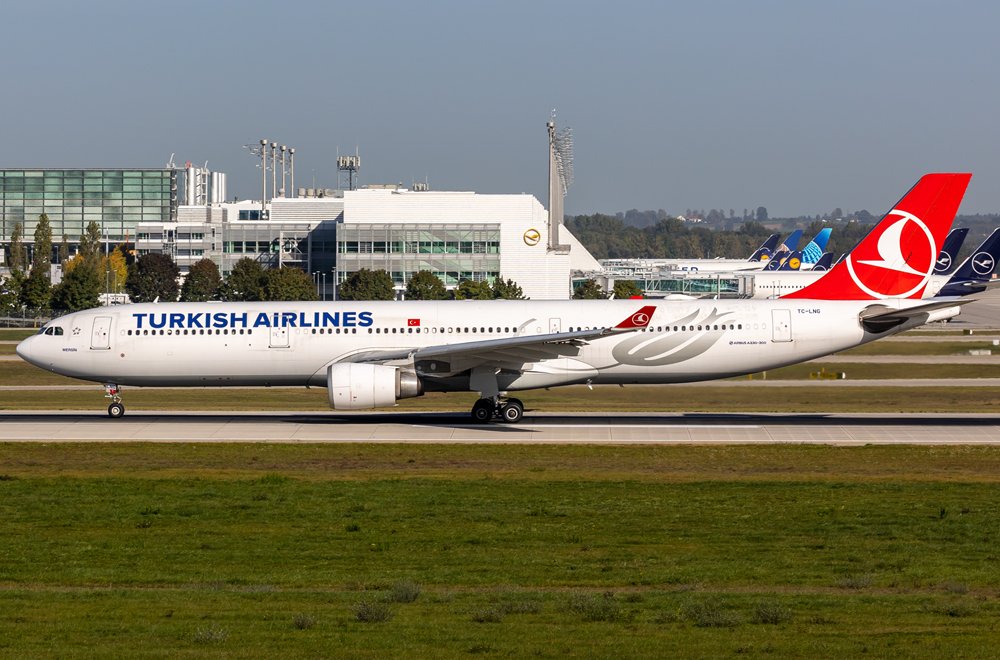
<box><xmin>3</xmin><ymin>411</ymin><xmax>1000</xmax><ymax>444</ymax></box>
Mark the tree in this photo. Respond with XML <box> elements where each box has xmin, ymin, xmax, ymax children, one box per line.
<box><xmin>573</xmin><ymin>279</ymin><xmax>605</xmax><ymax>299</ymax></box>
<box><xmin>103</xmin><ymin>250</ymin><xmax>128</xmax><ymax>294</ymax></box>
<box><xmin>612</xmin><ymin>280</ymin><xmax>643</xmax><ymax>299</ymax></box>
<box><xmin>263</xmin><ymin>266</ymin><xmax>318</xmax><ymax>301</ymax></box>
<box><xmin>0</xmin><ymin>274</ymin><xmax>21</xmax><ymax>312</ymax></box>
<box><xmin>58</xmin><ymin>235</ymin><xmax>70</xmax><ymax>265</ymax></box>
<box><xmin>338</xmin><ymin>268</ymin><xmax>395</xmax><ymax>301</ymax></box>
<box><xmin>51</xmin><ymin>259</ymin><xmax>101</xmax><ymax>311</ymax></box>
<box><xmin>21</xmin><ymin>214</ymin><xmax>53</xmax><ymax>309</ymax></box>
<box><xmin>7</xmin><ymin>222</ymin><xmax>26</xmax><ymax>273</ymax></box>
<box><xmin>755</xmin><ymin>206</ymin><xmax>769</xmax><ymax>222</ymax></box>
<box><xmin>180</xmin><ymin>258</ymin><xmax>222</xmax><ymax>302</ymax></box>
<box><xmin>79</xmin><ymin>221</ymin><xmax>102</xmax><ymax>261</ymax></box>
<box><xmin>126</xmin><ymin>253</ymin><xmax>179</xmax><ymax>302</ymax></box>
<box><xmin>492</xmin><ymin>278</ymin><xmax>525</xmax><ymax>300</ymax></box>
<box><xmin>453</xmin><ymin>279</ymin><xmax>493</xmax><ymax>300</ymax></box>
<box><xmin>405</xmin><ymin>270</ymin><xmax>448</xmax><ymax>300</ymax></box>
<box><xmin>219</xmin><ymin>257</ymin><xmax>266</xmax><ymax>301</ymax></box>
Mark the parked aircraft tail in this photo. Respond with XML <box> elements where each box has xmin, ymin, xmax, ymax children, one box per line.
<box><xmin>801</xmin><ymin>227</ymin><xmax>832</xmax><ymax>264</ymax></box>
<box><xmin>778</xmin><ymin>250</ymin><xmax>804</xmax><ymax>271</ymax></box>
<box><xmin>934</xmin><ymin>227</ymin><xmax>969</xmax><ymax>274</ymax></box>
<box><xmin>781</xmin><ymin>173</ymin><xmax>972</xmax><ymax>300</ymax></box>
<box><xmin>748</xmin><ymin>233</ymin><xmax>781</xmax><ymax>262</ymax></box>
<box><xmin>937</xmin><ymin>227</ymin><xmax>1000</xmax><ymax>296</ymax></box>
<box><xmin>810</xmin><ymin>252</ymin><xmax>834</xmax><ymax>272</ymax></box>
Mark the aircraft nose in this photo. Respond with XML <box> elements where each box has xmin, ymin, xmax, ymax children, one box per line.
<box><xmin>15</xmin><ymin>337</ymin><xmax>33</xmax><ymax>363</ymax></box>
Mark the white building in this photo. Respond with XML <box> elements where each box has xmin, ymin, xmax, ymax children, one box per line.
<box><xmin>136</xmin><ymin>187</ymin><xmax>598</xmax><ymax>300</ymax></box>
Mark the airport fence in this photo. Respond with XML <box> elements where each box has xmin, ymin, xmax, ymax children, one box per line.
<box><xmin>0</xmin><ymin>309</ymin><xmax>56</xmax><ymax>328</ymax></box>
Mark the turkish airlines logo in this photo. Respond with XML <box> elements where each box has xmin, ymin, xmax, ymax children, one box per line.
<box><xmin>971</xmin><ymin>251</ymin><xmax>996</xmax><ymax>276</ymax></box>
<box><xmin>631</xmin><ymin>312</ymin><xmax>649</xmax><ymax>326</ymax></box>
<box><xmin>845</xmin><ymin>210</ymin><xmax>936</xmax><ymax>299</ymax></box>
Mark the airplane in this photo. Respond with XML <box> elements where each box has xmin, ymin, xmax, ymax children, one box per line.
<box><xmin>762</xmin><ymin>230</ymin><xmax>804</xmax><ymax>271</ymax></box>
<box><xmin>749</xmin><ymin>226</ymin><xmax>999</xmax><ymax>299</ymax></box>
<box><xmin>598</xmin><ymin>231</ymin><xmax>794</xmax><ymax>274</ymax></box>
<box><xmin>17</xmin><ymin>173</ymin><xmax>973</xmax><ymax>424</ymax></box>
<box><xmin>800</xmin><ymin>228</ymin><xmax>832</xmax><ymax>265</ymax></box>
<box><xmin>747</xmin><ymin>233</ymin><xmax>781</xmax><ymax>262</ymax></box>
<box><xmin>934</xmin><ymin>227</ymin><xmax>970</xmax><ymax>274</ymax></box>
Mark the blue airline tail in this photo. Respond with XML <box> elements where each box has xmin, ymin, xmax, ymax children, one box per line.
<box><xmin>937</xmin><ymin>228</ymin><xmax>1000</xmax><ymax>296</ymax></box>
<box><xmin>810</xmin><ymin>252</ymin><xmax>834</xmax><ymax>271</ymax></box>
<box><xmin>777</xmin><ymin>250</ymin><xmax>804</xmax><ymax>271</ymax></box>
<box><xmin>934</xmin><ymin>227</ymin><xmax>970</xmax><ymax>275</ymax></box>
<box><xmin>762</xmin><ymin>230</ymin><xmax>804</xmax><ymax>271</ymax></box>
<box><xmin>801</xmin><ymin>228</ymin><xmax>832</xmax><ymax>264</ymax></box>
<box><xmin>747</xmin><ymin>233</ymin><xmax>781</xmax><ymax>262</ymax></box>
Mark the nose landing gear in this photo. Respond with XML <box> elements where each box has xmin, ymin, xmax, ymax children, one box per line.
<box><xmin>104</xmin><ymin>384</ymin><xmax>125</xmax><ymax>418</ymax></box>
<box><xmin>469</xmin><ymin>397</ymin><xmax>524</xmax><ymax>424</ymax></box>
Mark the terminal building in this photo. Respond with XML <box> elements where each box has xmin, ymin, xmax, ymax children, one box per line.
<box><xmin>0</xmin><ymin>168</ymin><xmax>177</xmax><ymax>251</ymax></box>
<box><xmin>2</xmin><ymin>123</ymin><xmax>599</xmax><ymax>300</ymax></box>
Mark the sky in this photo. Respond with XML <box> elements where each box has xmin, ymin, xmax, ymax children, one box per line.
<box><xmin>3</xmin><ymin>0</ymin><xmax>999</xmax><ymax>217</ymax></box>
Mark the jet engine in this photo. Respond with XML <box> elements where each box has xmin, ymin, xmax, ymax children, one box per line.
<box><xmin>327</xmin><ymin>363</ymin><xmax>422</xmax><ymax>410</ymax></box>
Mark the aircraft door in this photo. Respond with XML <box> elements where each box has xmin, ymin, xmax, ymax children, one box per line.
<box><xmin>771</xmin><ymin>309</ymin><xmax>792</xmax><ymax>342</ymax></box>
<box><xmin>269</xmin><ymin>325</ymin><xmax>289</xmax><ymax>348</ymax></box>
<box><xmin>549</xmin><ymin>318</ymin><xmax>561</xmax><ymax>333</ymax></box>
<box><xmin>91</xmin><ymin>316</ymin><xmax>112</xmax><ymax>350</ymax></box>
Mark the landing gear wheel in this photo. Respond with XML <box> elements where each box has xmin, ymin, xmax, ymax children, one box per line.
<box><xmin>108</xmin><ymin>402</ymin><xmax>125</xmax><ymax>418</ymax></box>
<box><xmin>471</xmin><ymin>399</ymin><xmax>494</xmax><ymax>423</ymax></box>
<box><xmin>500</xmin><ymin>400</ymin><xmax>524</xmax><ymax>424</ymax></box>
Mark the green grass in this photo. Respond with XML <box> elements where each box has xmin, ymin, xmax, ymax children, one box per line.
<box><xmin>1</xmin><ymin>443</ymin><xmax>1000</xmax><ymax>656</ymax></box>
<box><xmin>0</xmin><ymin>328</ymin><xmax>37</xmax><ymax>341</ymax></box>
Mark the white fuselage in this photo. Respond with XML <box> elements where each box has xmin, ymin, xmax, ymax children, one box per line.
<box><xmin>747</xmin><ymin>272</ymin><xmax>955</xmax><ymax>300</ymax></box>
<box><xmin>17</xmin><ymin>298</ymin><xmax>943</xmax><ymax>393</ymax></box>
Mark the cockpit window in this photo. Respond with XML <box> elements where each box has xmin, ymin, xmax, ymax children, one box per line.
<box><xmin>43</xmin><ymin>326</ymin><xmax>64</xmax><ymax>336</ymax></box>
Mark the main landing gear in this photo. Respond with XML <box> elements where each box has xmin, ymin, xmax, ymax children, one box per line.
<box><xmin>470</xmin><ymin>397</ymin><xmax>524</xmax><ymax>424</ymax></box>
<box><xmin>104</xmin><ymin>384</ymin><xmax>125</xmax><ymax>418</ymax></box>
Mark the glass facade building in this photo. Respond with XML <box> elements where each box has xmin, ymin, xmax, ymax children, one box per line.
<box><xmin>0</xmin><ymin>169</ymin><xmax>177</xmax><ymax>254</ymax></box>
<box><xmin>335</xmin><ymin>223</ymin><xmax>501</xmax><ymax>287</ymax></box>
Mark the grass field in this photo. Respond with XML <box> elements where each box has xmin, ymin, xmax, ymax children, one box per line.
<box><xmin>1</xmin><ymin>443</ymin><xmax>999</xmax><ymax>657</ymax></box>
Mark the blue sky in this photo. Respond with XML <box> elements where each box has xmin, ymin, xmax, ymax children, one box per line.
<box><xmin>3</xmin><ymin>0</ymin><xmax>998</xmax><ymax>216</ymax></box>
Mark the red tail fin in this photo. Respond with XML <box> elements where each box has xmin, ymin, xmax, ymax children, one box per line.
<box><xmin>615</xmin><ymin>305</ymin><xmax>656</xmax><ymax>329</ymax></box>
<box><xmin>782</xmin><ymin>173</ymin><xmax>971</xmax><ymax>300</ymax></box>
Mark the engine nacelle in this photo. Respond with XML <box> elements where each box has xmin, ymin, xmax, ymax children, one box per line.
<box><xmin>327</xmin><ymin>363</ymin><xmax>422</xmax><ymax>410</ymax></box>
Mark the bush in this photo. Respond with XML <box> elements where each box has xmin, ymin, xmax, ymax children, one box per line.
<box><xmin>192</xmin><ymin>626</ymin><xmax>228</xmax><ymax>644</ymax></box>
<box><xmin>471</xmin><ymin>607</ymin><xmax>504</xmax><ymax>623</ymax></box>
<box><xmin>836</xmin><ymin>574</ymin><xmax>873</xmax><ymax>590</ymax></box>
<box><xmin>293</xmin><ymin>613</ymin><xmax>316</xmax><ymax>630</ymax></box>
<box><xmin>353</xmin><ymin>599</ymin><xmax>393</xmax><ymax>623</ymax></box>
<box><xmin>568</xmin><ymin>592</ymin><xmax>623</xmax><ymax>622</ymax></box>
<box><xmin>389</xmin><ymin>581</ymin><xmax>421</xmax><ymax>603</ymax></box>
<box><xmin>681</xmin><ymin>599</ymin><xmax>742</xmax><ymax>628</ymax></box>
<box><xmin>751</xmin><ymin>600</ymin><xmax>793</xmax><ymax>625</ymax></box>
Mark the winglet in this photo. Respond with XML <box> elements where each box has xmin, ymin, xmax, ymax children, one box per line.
<box><xmin>615</xmin><ymin>305</ymin><xmax>656</xmax><ymax>329</ymax></box>
<box><xmin>782</xmin><ymin>173</ymin><xmax>971</xmax><ymax>300</ymax></box>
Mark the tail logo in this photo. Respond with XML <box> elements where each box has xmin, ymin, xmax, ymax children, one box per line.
<box><xmin>631</xmin><ymin>312</ymin><xmax>650</xmax><ymax>325</ymax></box>
<box><xmin>971</xmin><ymin>252</ymin><xmax>995</xmax><ymax>276</ymax></box>
<box><xmin>845</xmin><ymin>210</ymin><xmax>936</xmax><ymax>299</ymax></box>
<box><xmin>936</xmin><ymin>253</ymin><xmax>953</xmax><ymax>272</ymax></box>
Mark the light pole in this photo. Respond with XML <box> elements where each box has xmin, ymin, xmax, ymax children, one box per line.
<box><xmin>321</xmin><ymin>272</ymin><xmax>326</xmax><ymax>301</ymax></box>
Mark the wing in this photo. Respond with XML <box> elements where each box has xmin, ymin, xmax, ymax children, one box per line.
<box><xmin>339</xmin><ymin>305</ymin><xmax>657</xmax><ymax>376</ymax></box>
